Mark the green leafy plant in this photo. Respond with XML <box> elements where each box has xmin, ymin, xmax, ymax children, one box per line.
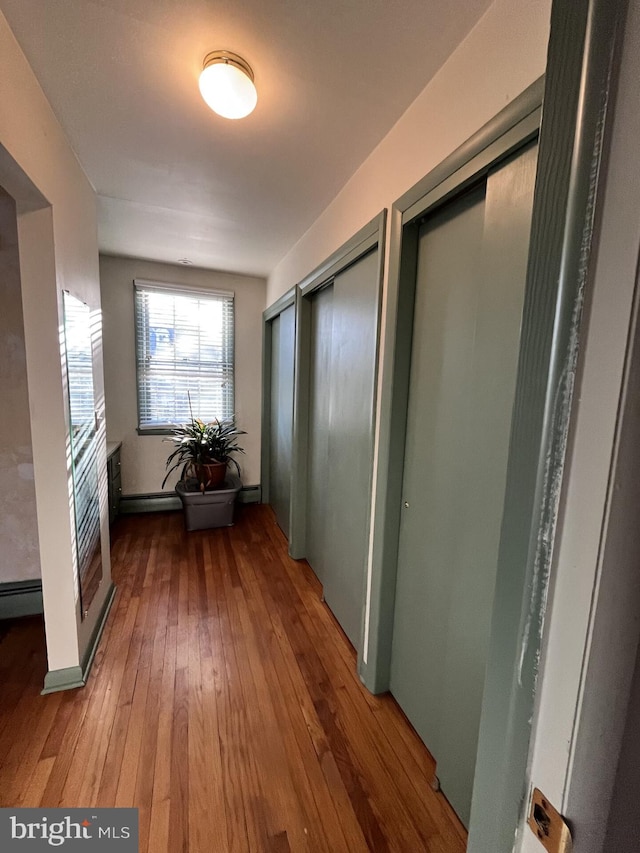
<box><xmin>162</xmin><ymin>415</ymin><xmax>246</xmax><ymax>490</ymax></box>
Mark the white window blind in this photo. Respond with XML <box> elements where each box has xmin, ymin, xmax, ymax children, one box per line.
<box><xmin>134</xmin><ymin>280</ymin><xmax>234</xmax><ymax>429</ymax></box>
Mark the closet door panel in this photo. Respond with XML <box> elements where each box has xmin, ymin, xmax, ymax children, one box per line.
<box><xmin>305</xmin><ymin>285</ymin><xmax>334</xmax><ymax>584</ymax></box>
<box><xmin>323</xmin><ymin>249</ymin><xmax>379</xmax><ymax>649</ymax></box>
<box><xmin>435</xmin><ymin>142</ymin><xmax>539</xmax><ymax>822</ymax></box>
<box><xmin>390</xmin><ymin>186</ymin><xmax>487</xmax><ymax>798</ymax></box>
<box><xmin>269</xmin><ymin>304</ymin><xmax>295</xmax><ymax>536</ymax></box>
<box><xmin>390</xmin><ymin>141</ymin><xmax>538</xmax><ymax>825</ymax></box>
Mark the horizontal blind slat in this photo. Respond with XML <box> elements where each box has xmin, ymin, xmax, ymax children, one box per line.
<box><xmin>135</xmin><ymin>282</ymin><xmax>235</xmax><ymax>427</ymax></box>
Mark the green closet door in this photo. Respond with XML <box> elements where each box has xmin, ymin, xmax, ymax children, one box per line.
<box><xmin>269</xmin><ymin>304</ymin><xmax>295</xmax><ymax>537</ymax></box>
<box><xmin>389</xmin><ymin>142</ymin><xmax>538</xmax><ymax>826</ymax></box>
<box><xmin>306</xmin><ymin>284</ymin><xmax>334</xmax><ymax>585</ymax></box>
<box><xmin>304</xmin><ymin>249</ymin><xmax>379</xmax><ymax>651</ymax></box>
<box><xmin>323</xmin><ymin>249</ymin><xmax>379</xmax><ymax>649</ymax></box>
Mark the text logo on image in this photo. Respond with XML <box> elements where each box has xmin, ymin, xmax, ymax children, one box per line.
<box><xmin>0</xmin><ymin>808</ymin><xmax>138</xmax><ymax>850</ymax></box>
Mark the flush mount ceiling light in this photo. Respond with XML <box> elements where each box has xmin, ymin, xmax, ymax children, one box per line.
<box><xmin>198</xmin><ymin>50</ymin><xmax>257</xmax><ymax>120</ymax></box>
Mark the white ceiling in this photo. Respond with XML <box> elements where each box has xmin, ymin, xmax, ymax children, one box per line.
<box><xmin>1</xmin><ymin>0</ymin><xmax>491</xmax><ymax>277</ymax></box>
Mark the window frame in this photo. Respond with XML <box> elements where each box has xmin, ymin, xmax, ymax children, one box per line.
<box><xmin>133</xmin><ymin>278</ymin><xmax>235</xmax><ymax>435</ymax></box>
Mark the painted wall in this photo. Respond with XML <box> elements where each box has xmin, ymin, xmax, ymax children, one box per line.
<box><xmin>267</xmin><ymin>0</ymin><xmax>551</xmax><ymax>304</ymax></box>
<box><xmin>0</xmin><ymin>10</ymin><xmax>110</xmax><ymax>674</ymax></box>
<box><xmin>99</xmin><ymin>254</ymin><xmax>266</xmax><ymax>493</ymax></box>
<box><xmin>0</xmin><ymin>187</ymin><xmax>40</xmax><ymax>582</ymax></box>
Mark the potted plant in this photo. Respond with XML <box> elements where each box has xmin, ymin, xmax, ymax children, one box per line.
<box><xmin>162</xmin><ymin>416</ymin><xmax>246</xmax><ymax>492</ymax></box>
<box><xmin>162</xmin><ymin>415</ymin><xmax>247</xmax><ymax>530</ymax></box>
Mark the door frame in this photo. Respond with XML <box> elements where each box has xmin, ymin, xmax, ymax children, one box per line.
<box><xmin>360</xmin><ymin>78</ymin><xmax>544</xmax><ymax>694</ymax></box>
<box><xmin>289</xmin><ymin>211</ymin><xmax>386</xmax><ymax>592</ymax></box>
<box><xmin>261</xmin><ymin>286</ymin><xmax>296</xmax><ymax>515</ymax></box>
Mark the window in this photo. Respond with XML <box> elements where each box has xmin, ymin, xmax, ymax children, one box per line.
<box><xmin>134</xmin><ymin>279</ymin><xmax>234</xmax><ymax>431</ymax></box>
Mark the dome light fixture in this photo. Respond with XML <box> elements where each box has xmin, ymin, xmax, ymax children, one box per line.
<box><xmin>198</xmin><ymin>50</ymin><xmax>257</xmax><ymax>120</ymax></box>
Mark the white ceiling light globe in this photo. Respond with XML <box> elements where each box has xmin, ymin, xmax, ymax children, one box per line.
<box><xmin>199</xmin><ymin>53</ymin><xmax>258</xmax><ymax>120</ymax></box>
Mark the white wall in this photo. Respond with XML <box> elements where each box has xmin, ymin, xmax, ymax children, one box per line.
<box><xmin>0</xmin><ymin>187</ymin><xmax>40</xmax><ymax>582</ymax></box>
<box><xmin>267</xmin><ymin>0</ymin><xmax>551</xmax><ymax>305</ymax></box>
<box><xmin>0</xmin><ymin>10</ymin><xmax>110</xmax><ymax>674</ymax></box>
<box><xmin>99</xmin><ymin>255</ymin><xmax>266</xmax><ymax>493</ymax></box>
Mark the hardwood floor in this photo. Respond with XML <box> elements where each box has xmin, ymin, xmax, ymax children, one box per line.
<box><xmin>0</xmin><ymin>505</ymin><xmax>467</xmax><ymax>852</ymax></box>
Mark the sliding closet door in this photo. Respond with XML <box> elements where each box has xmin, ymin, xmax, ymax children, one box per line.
<box><xmin>268</xmin><ymin>304</ymin><xmax>295</xmax><ymax>536</ymax></box>
<box><xmin>304</xmin><ymin>248</ymin><xmax>380</xmax><ymax>650</ymax></box>
<box><xmin>389</xmin><ymin>142</ymin><xmax>538</xmax><ymax>826</ymax></box>
<box><xmin>306</xmin><ymin>285</ymin><xmax>334</xmax><ymax>585</ymax></box>
<box><xmin>323</xmin><ymin>250</ymin><xmax>379</xmax><ymax>647</ymax></box>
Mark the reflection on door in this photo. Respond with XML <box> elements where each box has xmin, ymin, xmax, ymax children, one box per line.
<box><xmin>62</xmin><ymin>291</ymin><xmax>103</xmax><ymax>618</ymax></box>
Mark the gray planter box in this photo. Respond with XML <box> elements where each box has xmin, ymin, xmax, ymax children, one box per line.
<box><xmin>175</xmin><ymin>473</ymin><xmax>242</xmax><ymax>531</ymax></box>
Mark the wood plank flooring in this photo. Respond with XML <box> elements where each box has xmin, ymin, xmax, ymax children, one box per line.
<box><xmin>0</xmin><ymin>505</ymin><xmax>467</xmax><ymax>852</ymax></box>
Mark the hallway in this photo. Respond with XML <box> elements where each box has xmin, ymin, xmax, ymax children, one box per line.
<box><xmin>0</xmin><ymin>506</ymin><xmax>466</xmax><ymax>852</ymax></box>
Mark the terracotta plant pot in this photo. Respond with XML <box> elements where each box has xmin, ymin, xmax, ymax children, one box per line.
<box><xmin>194</xmin><ymin>461</ymin><xmax>227</xmax><ymax>491</ymax></box>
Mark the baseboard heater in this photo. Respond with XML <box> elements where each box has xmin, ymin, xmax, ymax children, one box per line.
<box><xmin>120</xmin><ymin>484</ymin><xmax>262</xmax><ymax>515</ymax></box>
<box><xmin>0</xmin><ymin>579</ymin><xmax>44</xmax><ymax>620</ymax></box>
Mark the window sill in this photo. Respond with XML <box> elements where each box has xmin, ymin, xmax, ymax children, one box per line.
<box><xmin>137</xmin><ymin>427</ymin><xmax>174</xmax><ymax>436</ymax></box>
